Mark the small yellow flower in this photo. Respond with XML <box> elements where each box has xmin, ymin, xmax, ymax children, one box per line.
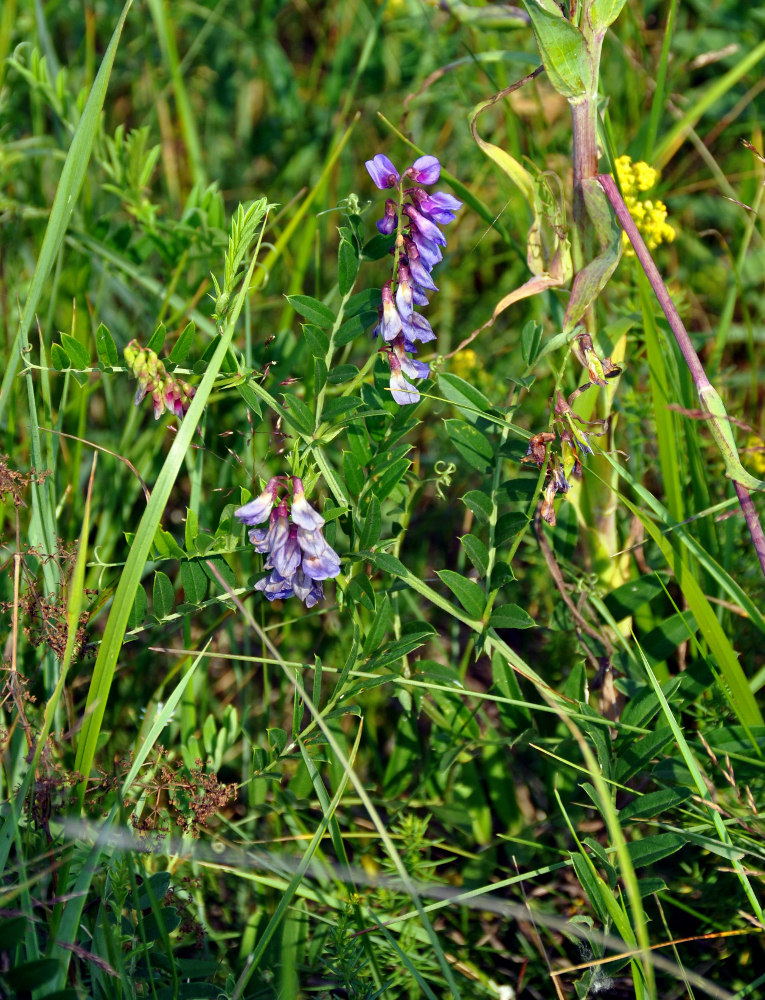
<box><xmin>451</xmin><ymin>348</ymin><xmax>480</xmax><ymax>381</ymax></box>
<box><xmin>615</xmin><ymin>155</ymin><xmax>675</xmax><ymax>254</ymax></box>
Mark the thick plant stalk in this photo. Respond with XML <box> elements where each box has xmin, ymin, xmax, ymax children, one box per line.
<box><xmin>598</xmin><ymin>172</ymin><xmax>765</xmax><ymax>578</ymax></box>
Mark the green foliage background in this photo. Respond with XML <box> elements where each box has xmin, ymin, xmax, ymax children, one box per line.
<box><xmin>1</xmin><ymin>0</ymin><xmax>764</xmax><ymax>998</ymax></box>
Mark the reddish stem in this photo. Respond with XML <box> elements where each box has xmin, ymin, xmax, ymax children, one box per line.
<box><xmin>598</xmin><ymin>172</ymin><xmax>765</xmax><ymax>579</ymax></box>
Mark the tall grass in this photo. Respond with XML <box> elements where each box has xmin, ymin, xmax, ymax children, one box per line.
<box><xmin>1</xmin><ymin>1</ymin><xmax>764</xmax><ymax>998</ymax></box>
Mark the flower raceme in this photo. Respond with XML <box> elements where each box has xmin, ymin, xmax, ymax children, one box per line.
<box><xmin>235</xmin><ymin>476</ymin><xmax>341</xmax><ymax>607</ymax></box>
<box><xmin>124</xmin><ymin>340</ymin><xmax>195</xmax><ymax>420</ymax></box>
<box><xmin>365</xmin><ymin>153</ymin><xmax>461</xmax><ymax>405</ymax></box>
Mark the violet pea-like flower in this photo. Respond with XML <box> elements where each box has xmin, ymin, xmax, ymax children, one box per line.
<box><xmin>365</xmin><ymin>154</ymin><xmax>400</xmax><ymax>190</ymax></box>
<box><xmin>380</xmin><ymin>282</ymin><xmax>403</xmax><ymax>342</ymax></box>
<box><xmin>410</xmin><ymin>189</ymin><xmax>462</xmax><ymax>225</ymax></box>
<box><xmin>387</xmin><ymin>350</ymin><xmax>420</xmax><ymax>406</ymax></box>
<box><xmin>290</xmin><ymin>477</ymin><xmax>325</xmax><ymax>530</ymax></box>
<box><xmin>377</xmin><ymin>198</ymin><xmax>398</xmax><ymax>235</ymax></box>
<box><xmin>405</xmin><ymin>155</ymin><xmax>441</xmax><ymax>185</ymax></box>
<box><xmin>403</xmin><ymin>203</ymin><xmax>447</xmax><ymax>246</ymax></box>
<box><xmin>235</xmin><ymin>477</ymin><xmax>280</xmax><ymax>526</ymax></box>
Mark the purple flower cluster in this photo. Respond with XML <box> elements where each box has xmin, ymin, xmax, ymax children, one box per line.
<box><xmin>365</xmin><ymin>153</ymin><xmax>461</xmax><ymax>405</ymax></box>
<box><xmin>235</xmin><ymin>476</ymin><xmax>341</xmax><ymax>607</ymax></box>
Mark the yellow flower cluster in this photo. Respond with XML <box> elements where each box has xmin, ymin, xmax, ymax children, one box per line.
<box><xmin>615</xmin><ymin>155</ymin><xmax>676</xmax><ymax>254</ymax></box>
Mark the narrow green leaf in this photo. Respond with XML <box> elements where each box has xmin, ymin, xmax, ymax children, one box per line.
<box><xmin>437</xmin><ymin>570</ymin><xmax>485</xmax><ymax>620</ymax></box>
<box><xmin>146</xmin><ymin>321</ymin><xmax>166</xmax><ymax>353</ymax></box>
<box><xmin>184</xmin><ymin>508</ymin><xmax>199</xmax><ymax>551</ymax></box>
<box><xmin>51</xmin><ymin>343</ymin><xmax>69</xmax><ymax>370</ymax></box>
<box><xmin>489</xmin><ymin>605</ymin><xmax>536</xmax><ymax>629</ymax></box>
<box><xmin>439</xmin><ymin>373</ymin><xmax>491</xmax><ymax>419</ymax></box>
<box><xmin>168</xmin><ymin>320</ymin><xmax>195</xmax><ymax>364</ymax></box>
<box><xmin>343</xmin><ymin>452</ymin><xmax>364</xmax><ymax>496</ymax></box>
<box><xmin>181</xmin><ymin>560</ymin><xmax>207</xmax><ymax>604</ymax></box>
<box><xmin>338</xmin><ymin>239</ymin><xmax>359</xmax><ymax>295</ymax></box>
<box><xmin>287</xmin><ymin>293</ymin><xmax>335</xmax><ymax>329</ymax></box>
<box><xmin>460</xmin><ymin>534</ymin><xmax>489</xmax><ymax>576</ymax></box>
<box><xmin>462</xmin><ymin>489</ymin><xmax>493</xmax><ymax>524</ymax></box>
<box><xmin>60</xmin><ymin>334</ymin><xmax>90</xmax><ymax>369</ymax></box>
<box><xmin>153</xmin><ymin>571</ymin><xmax>175</xmax><ymax>619</ymax></box>
<box><xmin>95</xmin><ymin>323</ymin><xmax>118</xmax><ymax>367</ymax></box>
<box><xmin>359</xmin><ymin>497</ymin><xmax>382</xmax><ymax>549</ymax></box>
<box><xmin>303</xmin><ymin>323</ymin><xmax>329</xmax><ymax>358</ymax></box>
<box><xmin>281</xmin><ymin>393</ymin><xmax>314</xmax><ymax>436</ymax></box>
<box><xmin>335</xmin><ymin>310</ymin><xmax>377</xmax><ymax>346</ymax></box>
<box><xmin>362</xmin><ymin>594</ymin><xmax>393</xmax><ymax>657</ymax></box>
<box><xmin>445</xmin><ymin>418</ymin><xmax>494</xmax><ymax>472</ymax></box>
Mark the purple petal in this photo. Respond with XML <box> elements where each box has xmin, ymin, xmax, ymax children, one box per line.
<box><xmin>365</xmin><ymin>154</ymin><xmax>400</xmax><ymax>190</ymax></box>
<box><xmin>400</xmin><ymin>355</ymin><xmax>430</xmax><ymax>380</ymax></box>
<box><xmin>270</xmin><ymin>525</ymin><xmax>302</xmax><ymax>577</ymax></box>
<box><xmin>395</xmin><ymin>268</ymin><xmax>413</xmax><ymax>321</ymax></box>
<box><xmin>293</xmin><ymin>570</ymin><xmax>325</xmax><ymax>607</ymax></box>
<box><xmin>409</xmin><ymin>230</ymin><xmax>443</xmax><ymax>269</ymax></box>
<box><xmin>408</xmin><ymin>312</ymin><xmax>436</xmax><ymax>344</ymax></box>
<box><xmin>290</xmin><ymin>477</ymin><xmax>325</xmax><ymax>530</ymax></box>
<box><xmin>408</xmin><ymin>257</ymin><xmax>438</xmax><ymax>291</ymax></box>
<box><xmin>380</xmin><ymin>285</ymin><xmax>402</xmax><ymax>342</ymax></box>
<box><xmin>254</xmin><ymin>570</ymin><xmax>294</xmax><ymax>601</ymax></box>
<box><xmin>403</xmin><ymin>204</ymin><xmax>447</xmax><ymax>246</ymax></box>
<box><xmin>406</xmin><ymin>155</ymin><xmax>441</xmax><ymax>185</ymax></box>
<box><xmin>235</xmin><ymin>478</ymin><xmax>280</xmax><ymax>526</ymax></box>
<box><xmin>248</xmin><ymin>527</ymin><xmax>270</xmax><ymax>553</ymax></box>
<box><xmin>302</xmin><ymin>548</ymin><xmax>341</xmax><ymax>581</ymax></box>
<box><xmin>297</xmin><ymin>526</ymin><xmax>329</xmax><ymax>557</ymax></box>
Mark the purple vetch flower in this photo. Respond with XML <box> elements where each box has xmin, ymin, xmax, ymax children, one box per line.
<box><xmin>380</xmin><ymin>282</ymin><xmax>403</xmax><ymax>342</ymax></box>
<box><xmin>269</xmin><ymin>515</ymin><xmax>302</xmax><ymax>578</ymax></box>
<box><xmin>235</xmin><ymin>477</ymin><xmax>280</xmax><ymax>526</ymax></box>
<box><xmin>365</xmin><ymin>154</ymin><xmax>400</xmax><ymax>189</ymax></box>
<box><xmin>292</xmin><ymin>570</ymin><xmax>324</xmax><ymax>608</ymax></box>
<box><xmin>393</xmin><ymin>341</ymin><xmax>430</xmax><ymax>381</ymax></box>
<box><xmin>403</xmin><ymin>203</ymin><xmax>447</xmax><ymax>246</ymax></box>
<box><xmin>410</xmin><ymin>189</ymin><xmax>463</xmax><ymax>225</ymax></box>
<box><xmin>377</xmin><ymin>198</ymin><xmax>398</xmax><ymax>235</ymax></box>
<box><xmin>365</xmin><ymin>151</ymin><xmax>460</xmax><ymax>405</ymax></box>
<box><xmin>404</xmin><ymin>155</ymin><xmax>441</xmax><ymax>185</ymax></box>
<box><xmin>302</xmin><ymin>547</ymin><xmax>342</xmax><ymax>580</ymax></box>
<box><xmin>395</xmin><ymin>267</ymin><xmax>414</xmax><ymax>322</ymax></box>
<box><xmin>235</xmin><ymin>475</ymin><xmax>340</xmax><ymax>606</ymax></box>
<box><xmin>387</xmin><ymin>350</ymin><xmax>420</xmax><ymax>406</ymax></box>
<box><xmin>255</xmin><ymin>569</ymin><xmax>295</xmax><ymax>601</ymax></box>
<box><xmin>290</xmin><ymin>477</ymin><xmax>325</xmax><ymax>530</ymax></box>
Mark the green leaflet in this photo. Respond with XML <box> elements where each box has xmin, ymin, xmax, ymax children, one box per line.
<box><xmin>522</xmin><ymin>1</ymin><xmax>591</xmax><ymax>100</ymax></box>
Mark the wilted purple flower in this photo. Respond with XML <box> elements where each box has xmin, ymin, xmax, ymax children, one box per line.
<box><xmin>365</xmin><ymin>154</ymin><xmax>400</xmax><ymax>189</ymax></box>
